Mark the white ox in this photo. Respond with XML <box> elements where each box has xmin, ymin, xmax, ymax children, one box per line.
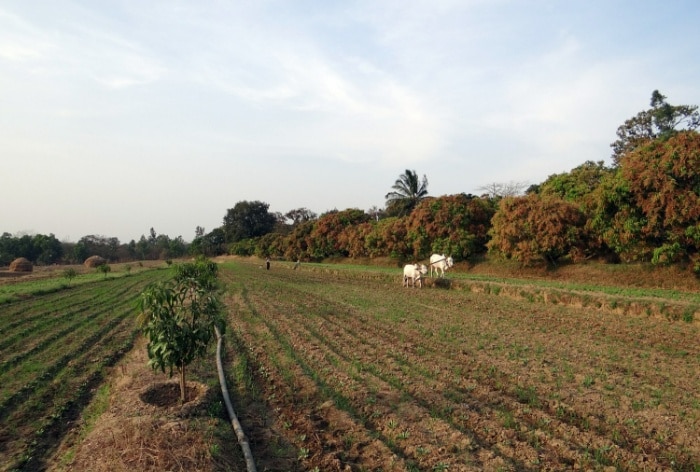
<box><xmin>403</xmin><ymin>263</ymin><xmax>428</xmax><ymax>288</ymax></box>
<box><xmin>429</xmin><ymin>254</ymin><xmax>454</xmax><ymax>278</ymax></box>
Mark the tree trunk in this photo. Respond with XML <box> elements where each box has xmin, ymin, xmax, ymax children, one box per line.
<box><xmin>179</xmin><ymin>363</ymin><xmax>187</xmax><ymax>403</ymax></box>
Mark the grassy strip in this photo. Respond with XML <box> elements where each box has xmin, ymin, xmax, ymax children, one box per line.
<box><xmin>459</xmin><ymin>273</ymin><xmax>700</xmax><ymax>303</ymax></box>
<box><xmin>290</xmin><ymin>259</ymin><xmax>700</xmax><ymax>305</ymax></box>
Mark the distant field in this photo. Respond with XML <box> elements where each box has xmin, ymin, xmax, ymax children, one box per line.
<box><xmin>0</xmin><ymin>261</ymin><xmax>166</xmax><ymax>303</ymax></box>
<box><xmin>2</xmin><ymin>259</ymin><xmax>699</xmax><ymax>471</ymax></box>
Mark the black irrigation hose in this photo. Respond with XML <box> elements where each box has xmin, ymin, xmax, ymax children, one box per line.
<box><xmin>214</xmin><ymin>326</ymin><xmax>256</xmax><ymax>472</ymax></box>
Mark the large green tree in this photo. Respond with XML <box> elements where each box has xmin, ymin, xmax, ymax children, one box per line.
<box><xmin>610</xmin><ymin>90</ymin><xmax>700</xmax><ymax>165</ymax></box>
<box><xmin>74</xmin><ymin>234</ymin><xmax>120</xmax><ymax>262</ymax></box>
<box><xmin>0</xmin><ymin>233</ymin><xmax>64</xmax><ymax>265</ymax></box>
<box><xmin>222</xmin><ymin>200</ymin><xmax>277</xmax><ymax>243</ymax></box>
<box><xmin>189</xmin><ymin>227</ymin><xmax>227</xmax><ymax>257</ymax></box>
<box><xmin>285</xmin><ymin>207</ymin><xmax>318</xmax><ymax>226</ymax></box>
<box><xmin>385</xmin><ymin>169</ymin><xmax>429</xmax><ymax>217</ymax></box>
<box><xmin>535</xmin><ymin>160</ymin><xmax>613</xmax><ymax>205</ymax></box>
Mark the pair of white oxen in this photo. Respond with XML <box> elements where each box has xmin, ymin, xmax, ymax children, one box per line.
<box><xmin>403</xmin><ymin>253</ymin><xmax>454</xmax><ymax>288</ymax></box>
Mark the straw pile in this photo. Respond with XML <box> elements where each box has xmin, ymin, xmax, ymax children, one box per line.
<box><xmin>9</xmin><ymin>257</ymin><xmax>33</xmax><ymax>272</ymax></box>
<box><xmin>84</xmin><ymin>255</ymin><xmax>107</xmax><ymax>268</ymax></box>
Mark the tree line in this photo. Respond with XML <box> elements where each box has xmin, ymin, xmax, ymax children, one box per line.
<box><xmin>3</xmin><ymin>91</ymin><xmax>698</xmax><ymax>273</ymax></box>
<box><xmin>193</xmin><ymin>90</ymin><xmax>699</xmax><ymax>273</ymax></box>
<box><xmin>0</xmin><ymin>228</ymin><xmax>188</xmax><ymax>266</ymax></box>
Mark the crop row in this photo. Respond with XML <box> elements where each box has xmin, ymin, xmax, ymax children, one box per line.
<box><xmin>0</xmin><ymin>272</ymin><xmax>157</xmax><ymax>342</ymax></box>
<box><xmin>0</xmin><ymin>269</ymin><xmax>170</xmax><ymax>472</ymax></box>
<box><xmin>219</xmin><ymin>261</ymin><xmax>700</xmax><ymax>471</ymax></box>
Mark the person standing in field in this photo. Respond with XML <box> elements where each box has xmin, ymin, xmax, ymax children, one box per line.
<box><xmin>266</xmin><ymin>257</ymin><xmax>270</xmax><ymax>270</ymax></box>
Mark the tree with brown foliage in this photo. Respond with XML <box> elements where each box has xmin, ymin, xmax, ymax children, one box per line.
<box><xmin>620</xmin><ymin>131</ymin><xmax>700</xmax><ymax>267</ymax></box>
<box><xmin>365</xmin><ymin>217</ymin><xmax>411</xmax><ymax>261</ymax></box>
<box><xmin>488</xmin><ymin>194</ymin><xmax>588</xmax><ymax>267</ymax></box>
<box><xmin>308</xmin><ymin>209</ymin><xmax>370</xmax><ymax>260</ymax></box>
<box><xmin>283</xmin><ymin>219</ymin><xmax>315</xmax><ymax>261</ymax></box>
<box><xmin>254</xmin><ymin>232</ymin><xmax>286</xmax><ymax>259</ymax></box>
<box><xmin>589</xmin><ymin>131</ymin><xmax>700</xmax><ymax>268</ymax></box>
<box><xmin>405</xmin><ymin>194</ymin><xmax>494</xmax><ymax>261</ymax></box>
<box><xmin>337</xmin><ymin>221</ymin><xmax>373</xmax><ymax>259</ymax></box>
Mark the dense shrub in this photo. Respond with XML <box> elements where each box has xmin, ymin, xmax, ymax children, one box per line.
<box><xmin>589</xmin><ymin>131</ymin><xmax>700</xmax><ymax>267</ymax></box>
<box><xmin>405</xmin><ymin>194</ymin><xmax>495</xmax><ymax>261</ymax></box>
<box><xmin>488</xmin><ymin>194</ymin><xmax>588</xmax><ymax>267</ymax></box>
<box><xmin>307</xmin><ymin>209</ymin><xmax>370</xmax><ymax>260</ymax></box>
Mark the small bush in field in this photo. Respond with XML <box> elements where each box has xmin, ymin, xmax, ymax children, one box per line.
<box><xmin>97</xmin><ymin>264</ymin><xmax>111</xmax><ymax>278</ymax></box>
<box><xmin>63</xmin><ymin>268</ymin><xmax>77</xmax><ymax>285</ymax></box>
<box><xmin>136</xmin><ymin>257</ymin><xmax>225</xmax><ymax>403</ymax></box>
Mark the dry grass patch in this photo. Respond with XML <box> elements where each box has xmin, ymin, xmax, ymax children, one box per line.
<box><xmin>47</xmin><ymin>338</ymin><xmax>245</xmax><ymax>472</ymax></box>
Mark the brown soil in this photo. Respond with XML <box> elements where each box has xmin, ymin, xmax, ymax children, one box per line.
<box><xmin>218</xmin><ymin>258</ymin><xmax>699</xmax><ymax>471</ymax></box>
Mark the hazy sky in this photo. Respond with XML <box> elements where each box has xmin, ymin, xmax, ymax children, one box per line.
<box><xmin>2</xmin><ymin>1</ymin><xmax>699</xmax><ymax>243</ymax></box>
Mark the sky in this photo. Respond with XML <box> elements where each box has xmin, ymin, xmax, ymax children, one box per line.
<box><xmin>2</xmin><ymin>1</ymin><xmax>699</xmax><ymax>243</ymax></box>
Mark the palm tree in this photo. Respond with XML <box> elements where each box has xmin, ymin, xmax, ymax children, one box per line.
<box><xmin>385</xmin><ymin>169</ymin><xmax>429</xmax><ymax>217</ymax></box>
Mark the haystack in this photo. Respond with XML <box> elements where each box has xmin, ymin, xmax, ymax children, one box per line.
<box><xmin>84</xmin><ymin>255</ymin><xmax>107</xmax><ymax>268</ymax></box>
<box><xmin>9</xmin><ymin>257</ymin><xmax>33</xmax><ymax>272</ymax></box>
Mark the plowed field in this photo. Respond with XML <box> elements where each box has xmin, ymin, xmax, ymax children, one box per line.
<box><xmin>220</xmin><ymin>260</ymin><xmax>700</xmax><ymax>471</ymax></box>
